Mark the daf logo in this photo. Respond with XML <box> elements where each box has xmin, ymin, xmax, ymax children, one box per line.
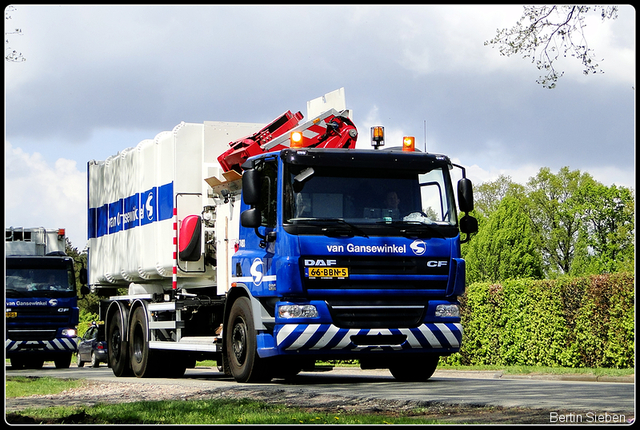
<box><xmin>304</xmin><ymin>259</ymin><xmax>337</xmax><ymax>267</ymax></box>
<box><xmin>410</xmin><ymin>240</ymin><xmax>426</xmax><ymax>255</ymax></box>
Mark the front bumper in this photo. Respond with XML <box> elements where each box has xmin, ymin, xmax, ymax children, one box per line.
<box><xmin>257</xmin><ymin>322</ymin><xmax>462</xmax><ymax>358</ymax></box>
<box><xmin>6</xmin><ymin>337</ymin><xmax>78</xmax><ymax>356</ymax></box>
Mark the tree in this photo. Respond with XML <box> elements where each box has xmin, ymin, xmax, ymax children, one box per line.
<box><xmin>5</xmin><ymin>5</ymin><xmax>26</xmax><ymax>62</ymax></box>
<box><xmin>525</xmin><ymin>167</ymin><xmax>591</xmax><ymax>276</ymax></box>
<box><xmin>466</xmin><ymin>167</ymin><xmax>634</xmax><ymax>282</ymax></box>
<box><xmin>473</xmin><ymin>174</ymin><xmax>524</xmax><ymax>218</ymax></box>
<box><xmin>485</xmin><ymin>5</ymin><xmax>618</xmax><ymax>88</ymax></box>
<box><xmin>573</xmin><ymin>182</ymin><xmax>635</xmax><ymax>274</ymax></box>
<box><xmin>464</xmin><ymin>193</ymin><xmax>543</xmax><ymax>284</ymax></box>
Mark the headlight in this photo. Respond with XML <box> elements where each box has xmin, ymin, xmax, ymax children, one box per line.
<box><xmin>61</xmin><ymin>328</ymin><xmax>77</xmax><ymax>337</ymax></box>
<box><xmin>278</xmin><ymin>304</ymin><xmax>319</xmax><ymax>319</ymax></box>
<box><xmin>435</xmin><ymin>304</ymin><xmax>460</xmax><ymax>318</ymax></box>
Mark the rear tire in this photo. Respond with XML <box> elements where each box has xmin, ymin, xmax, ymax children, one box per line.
<box><xmin>129</xmin><ymin>306</ymin><xmax>157</xmax><ymax>377</ymax></box>
<box><xmin>108</xmin><ymin>310</ymin><xmax>132</xmax><ymax>377</ymax></box>
<box><xmin>225</xmin><ymin>297</ymin><xmax>271</xmax><ymax>383</ymax></box>
<box><xmin>389</xmin><ymin>355</ymin><xmax>439</xmax><ymax>382</ymax></box>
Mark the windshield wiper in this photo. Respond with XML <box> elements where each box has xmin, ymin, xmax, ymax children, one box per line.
<box><xmin>290</xmin><ymin>217</ymin><xmax>369</xmax><ymax>238</ymax></box>
<box><xmin>379</xmin><ymin>220</ymin><xmax>445</xmax><ymax>239</ymax></box>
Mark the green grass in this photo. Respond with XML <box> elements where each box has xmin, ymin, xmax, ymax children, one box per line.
<box><xmin>437</xmin><ymin>363</ymin><xmax>634</xmax><ymax>378</ymax></box>
<box><xmin>7</xmin><ymin>398</ymin><xmax>438</xmax><ymax>424</ymax></box>
<box><xmin>6</xmin><ymin>376</ymin><xmax>85</xmax><ymax>398</ymax></box>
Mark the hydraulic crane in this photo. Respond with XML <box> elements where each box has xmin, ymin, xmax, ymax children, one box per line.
<box><xmin>218</xmin><ymin>109</ymin><xmax>358</xmax><ymax>173</ymax></box>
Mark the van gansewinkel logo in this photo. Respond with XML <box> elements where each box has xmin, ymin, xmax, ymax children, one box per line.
<box><xmin>410</xmin><ymin>239</ymin><xmax>426</xmax><ymax>255</ymax></box>
<box><xmin>325</xmin><ymin>239</ymin><xmax>427</xmax><ymax>256</ymax></box>
<box><xmin>145</xmin><ymin>192</ymin><xmax>154</xmax><ymax>221</ymax></box>
<box><xmin>250</xmin><ymin>258</ymin><xmax>264</xmax><ymax>285</ymax></box>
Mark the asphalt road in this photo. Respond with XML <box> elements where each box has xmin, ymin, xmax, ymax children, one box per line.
<box><xmin>6</xmin><ymin>363</ymin><xmax>635</xmax><ymax>418</ymax></box>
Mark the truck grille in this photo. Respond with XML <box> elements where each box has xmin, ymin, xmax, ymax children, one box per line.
<box><xmin>326</xmin><ymin>300</ymin><xmax>426</xmax><ymax>329</ymax></box>
<box><xmin>7</xmin><ymin>330</ymin><xmax>58</xmax><ymax>341</ymax></box>
<box><xmin>6</xmin><ymin>307</ymin><xmax>72</xmax><ymax>340</ymax></box>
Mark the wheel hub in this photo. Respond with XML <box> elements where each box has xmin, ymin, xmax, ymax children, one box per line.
<box><xmin>232</xmin><ymin>321</ymin><xmax>247</xmax><ymax>364</ymax></box>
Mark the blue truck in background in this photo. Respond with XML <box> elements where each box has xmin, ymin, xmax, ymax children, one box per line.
<box><xmin>6</xmin><ymin>227</ymin><xmax>85</xmax><ymax>369</ymax></box>
<box><xmin>86</xmin><ymin>89</ymin><xmax>477</xmax><ymax>382</ymax></box>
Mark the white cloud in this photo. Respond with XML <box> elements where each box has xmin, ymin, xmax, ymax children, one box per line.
<box><xmin>462</xmin><ymin>161</ymin><xmax>541</xmax><ymax>187</ymax></box>
<box><xmin>4</xmin><ymin>142</ymin><xmax>87</xmax><ymax>250</ymax></box>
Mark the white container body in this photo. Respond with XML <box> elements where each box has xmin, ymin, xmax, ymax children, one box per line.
<box><xmin>87</xmin><ymin>121</ymin><xmax>264</xmax><ymax>293</ymax></box>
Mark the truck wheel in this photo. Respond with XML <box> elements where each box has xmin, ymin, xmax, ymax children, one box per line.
<box><xmin>108</xmin><ymin>310</ymin><xmax>132</xmax><ymax>377</ymax></box>
<box><xmin>389</xmin><ymin>355</ymin><xmax>439</xmax><ymax>382</ymax></box>
<box><xmin>22</xmin><ymin>358</ymin><xmax>45</xmax><ymax>369</ymax></box>
<box><xmin>129</xmin><ymin>306</ymin><xmax>157</xmax><ymax>377</ymax></box>
<box><xmin>10</xmin><ymin>358</ymin><xmax>25</xmax><ymax>369</ymax></box>
<box><xmin>54</xmin><ymin>353</ymin><xmax>72</xmax><ymax>369</ymax></box>
<box><xmin>271</xmin><ymin>357</ymin><xmax>312</xmax><ymax>380</ymax></box>
<box><xmin>225</xmin><ymin>297</ymin><xmax>271</xmax><ymax>383</ymax></box>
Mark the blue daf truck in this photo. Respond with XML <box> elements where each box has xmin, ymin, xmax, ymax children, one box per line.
<box><xmin>87</xmin><ymin>89</ymin><xmax>477</xmax><ymax>382</ymax></box>
<box><xmin>6</xmin><ymin>227</ymin><xmax>85</xmax><ymax>369</ymax></box>
<box><xmin>230</xmin><ymin>145</ymin><xmax>477</xmax><ymax>381</ymax></box>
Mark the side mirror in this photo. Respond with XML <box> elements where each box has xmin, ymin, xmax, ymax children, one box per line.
<box><xmin>242</xmin><ymin>169</ymin><xmax>261</xmax><ymax>206</ymax></box>
<box><xmin>457</xmin><ymin>178</ymin><xmax>474</xmax><ymax>213</ymax></box>
<box><xmin>79</xmin><ymin>267</ymin><xmax>88</xmax><ymax>285</ymax></box>
<box><xmin>460</xmin><ymin>215</ymin><xmax>478</xmax><ymax>235</ymax></box>
<box><xmin>459</xmin><ymin>215</ymin><xmax>478</xmax><ymax>244</ymax></box>
<box><xmin>241</xmin><ymin>207</ymin><xmax>262</xmax><ymax>229</ymax></box>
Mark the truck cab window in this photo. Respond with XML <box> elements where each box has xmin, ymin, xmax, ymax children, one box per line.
<box><xmin>284</xmin><ymin>163</ymin><xmax>458</xmax><ymax>237</ymax></box>
<box><xmin>258</xmin><ymin>161</ymin><xmax>278</xmax><ymax>228</ymax></box>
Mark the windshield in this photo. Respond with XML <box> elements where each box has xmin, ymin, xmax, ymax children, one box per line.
<box><xmin>6</xmin><ymin>266</ymin><xmax>75</xmax><ymax>298</ymax></box>
<box><xmin>284</xmin><ymin>164</ymin><xmax>458</xmax><ymax>236</ymax></box>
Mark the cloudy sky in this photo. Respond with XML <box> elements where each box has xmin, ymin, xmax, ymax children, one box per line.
<box><xmin>5</xmin><ymin>5</ymin><xmax>635</xmax><ymax>249</ymax></box>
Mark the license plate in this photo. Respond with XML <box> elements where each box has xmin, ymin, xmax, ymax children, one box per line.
<box><xmin>306</xmin><ymin>267</ymin><xmax>349</xmax><ymax>279</ymax></box>
<box><xmin>6</xmin><ymin>312</ymin><xmax>17</xmax><ymax>318</ymax></box>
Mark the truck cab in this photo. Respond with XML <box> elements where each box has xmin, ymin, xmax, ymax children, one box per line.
<box><xmin>227</xmin><ymin>147</ymin><xmax>476</xmax><ymax>381</ymax></box>
<box><xmin>5</xmin><ymin>227</ymin><xmax>81</xmax><ymax>369</ymax></box>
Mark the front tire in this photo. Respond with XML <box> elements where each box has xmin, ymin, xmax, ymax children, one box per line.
<box><xmin>54</xmin><ymin>353</ymin><xmax>72</xmax><ymax>369</ymax></box>
<box><xmin>225</xmin><ymin>297</ymin><xmax>271</xmax><ymax>383</ymax></box>
<box><xmin>389</xmin><ymin>355</ymin><xmax>440</xmax><ymax>382</ymax></box>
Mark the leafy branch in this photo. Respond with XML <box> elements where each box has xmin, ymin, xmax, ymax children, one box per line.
<box><xmin>5</xmin><ymin>5</ymin><xmax>26</xmax><ymax>62</ymax></box>
<box><xmin>485</xmin><ymin>5</ymin><xmax>618</xmax><ymax>88</ymax></box>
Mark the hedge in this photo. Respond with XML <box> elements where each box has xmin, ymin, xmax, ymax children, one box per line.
<box><xmin>443</xmin><ymin>273</ymin><xmax>634</xmax><ymax>368</ymax></box>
